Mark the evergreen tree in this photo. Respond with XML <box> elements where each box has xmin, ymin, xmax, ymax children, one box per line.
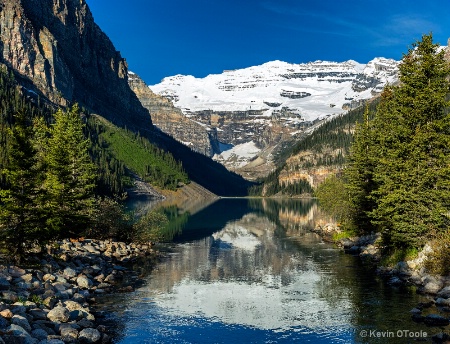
<box><xmin>0</xmin><ymin>111</ymin><xmax>43</xmax><ymax>259</ymax></box>
<box><xmin>345</xmin><ymin>106</ymin><xmax>377</xmax><ymax>233</ymax></box>
<box><xmin>370</xmin><ymin>34</ymin><xmax>450</xmax><ymax>248</ymax></box>
<box><xmin>43</xmin><ymin>104</ymin><xmax>96</xmax><ymax>238</ymax></box>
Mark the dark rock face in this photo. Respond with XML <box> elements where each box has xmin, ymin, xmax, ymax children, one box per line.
<box><xmin>0</xmin><ymin>0</ymin><xmax>152</xmax><ymax>129</ymax></box>
<box><xmin>186</xmin><ymin>108</ymin><xmax>297</xmax><ymax>150</ymax></box>
<box><xmin>128</xmin><ymin>72</ymin><xmax>214</xmax><ymax>155</ymax></box>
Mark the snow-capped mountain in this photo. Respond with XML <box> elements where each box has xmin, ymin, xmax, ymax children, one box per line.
<box><xmin>146</xmin><ymin>58</ymin><xmax>398</xmax><ymax>177</ymax></box>
<box><xmin>150</xmin><ymin>58</ymin><xmax>398</xmax><ymax>120</ymax></box>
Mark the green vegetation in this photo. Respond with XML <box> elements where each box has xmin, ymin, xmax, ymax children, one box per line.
<box><xmin>248</xmin><ymin>166</ymin><xmax>314</xmax><ymax>197</ymax></box>
<box><xmin>317</xmin><ymin>33</ymin><xmax>450</xmax><ymax>253</ymax></box>
<box><xmin>0</xmin><ymin>67</ymin><xmax>191</xmax><ymax>260</ymax></box>
<box><xmin>424</xmin><ymin>233</ymin><xmax>450</xmax><ymax>275</ymax></box>
<box><xmin>253</xmin><ymin>95</ymin><xmax>380</xmax><ymax>197</ymax></box>
<box><xmin>314</xmin><ymin>175</ymin><xmax>352</xmax><ymax>226</ymax></box>
<box><xmin>131</xmin><ymin>210</ymin><xmax>169</xmax><ymax>243</ymax></box>
<box><xmin>283</xmin><ymin>100</ymin><xmax>379</xmax><ymax>167</ymax></box>
<box><xmin>380</xmin><ymin>247</ymin><xmax>419</xmax><ymax>268</ymax></box>
<box><xmin>91</xmin><ymin>117</ymin><xmax>189</xmax><ymax>190</ymax></box>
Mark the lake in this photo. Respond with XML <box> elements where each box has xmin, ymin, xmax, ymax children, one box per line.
<box><xmin>98</xmin><ymin>198</ymin><xmax>439</xmax><ymax>343</ymax></box>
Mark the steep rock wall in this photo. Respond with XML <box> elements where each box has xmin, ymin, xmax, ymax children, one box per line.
<box><xmin>128</xmin><ymin>72</ymin><xmax>214</xmax><ymax>156</ymax></box>
<box><xmin>0</xmin><ymin>0</ymin><xmax>151</xmax><ymax>129</ymax></box>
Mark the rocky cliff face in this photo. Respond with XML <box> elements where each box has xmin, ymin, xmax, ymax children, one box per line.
<box><xmin>128</xmin><ymin>72</ymin><xmax>213</xmax><ymax>155</ymax></box>
<box><xmin>0</xmin><ymin>0</ymin><xmax>151</xmax><ymax>128</ymax></box>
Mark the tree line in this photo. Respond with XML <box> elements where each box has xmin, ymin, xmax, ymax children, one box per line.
<box><xmin>318</xmin><ymin>34</ymin><xmax>450</xmax><ymax>252</ymax></box>
<box><xmin>0</xmin><ymin>68</ymin><xmax>189</xmax><ymax>260</ymax></box>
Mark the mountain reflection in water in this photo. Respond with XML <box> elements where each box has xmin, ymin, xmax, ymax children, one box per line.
<box><xmin>100</xmin><ymin>198</ymin><xmax>432</xmax><ymax>344</ymax></box>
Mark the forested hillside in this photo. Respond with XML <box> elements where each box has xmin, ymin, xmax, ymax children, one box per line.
<box><xmin>251</xmin><ymin>99</ymin><xmax>379</xmax><ymax>197</ymax></box>
<box><xmin>0</xmin><ymin>66</ymin><xmax>190</xmax><ymax>258</ymax></box>
<box><xmin>317</xmin><ymin>34</ymin><xmax>450</xmax><ymax>264</ymax></box>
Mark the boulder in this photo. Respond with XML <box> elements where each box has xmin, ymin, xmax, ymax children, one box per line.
<box><xmin>11</xmin><ymin>314</ymin><xmax>32</xmax><ymax>332</ymax></box>
<box><xmin>0</xmin><ymin>277</ymin><xmax>11</xmax><ymax>290</ymax></box>
<box><xmin>436</xmin><ymin>298</ymin><xmax>450</xmax><ymax>307</ymax></box>
<box><xmin>0</xmin><ymin>308</ymin><xmax>13</xmax><ymax>318</ymax></box>
<box><xmin>43</xmin><ymin>274</ymin><xmax>56</xmax><ymax>282</ymax></box>
<box><xmin>47</xmin><ymin>306</ymin><xmax>70</xmax><ymax>323</ymax></box>
<box><xmin>64</xmin><ymin>300</ymin><xmax>84</xmax><ymax>312</ymax></box>
<box><xmin>5</xmin><ymin>324</ymin><xmax>33</xmax><ymax>340</ymax></box>
<box><xmin>421</xmin><ymin>280</ymin><xmax>443</xmax><ymax>294</ymax></box>
<box><xmin>77</xmin><ymin>319</ymin><xmax>94</xmax><ymax>329</ymax></box>
<box><xmin>76</xmin><ymin>276</ymin><xmax>93</xmax><ymax>289</ymax></box>
<box><xmin>78</xmin><ymin>328</ymin><xmax>101</xmax><ymax>343</ymax></box>
<box><xmin>29</xmin><ymin>308</ymin><xmax>48</xmax><ymax>321</ymax></box>
<box><xmin>31</xmin><ymin>328</ymin><xmax>48</xmax><ymax>340</ymax></box>
<box><xmin>2</xmin><ymin>291</ymin><xmax>18</xmax><ymax>302</ymax></box>
<box><xmin>437</xmin><ymin>286</ymin><xmax>450</xmax><ymax>299</ymax></box>
<box><xmin>63</xmin><ymin>268</ymin><xmax>77</xmax><ymax>279</ymax></box>
<box><xmin>60</xmin><ymin>324</ymin><xmax>79</xmax><ymax>343</ymax></box>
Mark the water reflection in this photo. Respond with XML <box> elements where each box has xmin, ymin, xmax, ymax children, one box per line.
<box><xmin>103</xmin><ymin>199</ymin><xmax>433</xmax><ymax>344</ymax></box>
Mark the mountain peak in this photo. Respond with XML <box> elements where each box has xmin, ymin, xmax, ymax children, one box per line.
<box><xmin>150</xmin><ymin>57</ymin><xmax>399</xmax><ymax>122</ymax></box>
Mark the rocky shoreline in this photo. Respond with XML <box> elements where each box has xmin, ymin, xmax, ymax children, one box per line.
<box><xmin>314</xmin><ymin>224</ymin><xmax>450</xmax><ymax>342</ymax></box>
<box><xmin>0</xmin><ymin>238</ymin><xmax>159</xmax><ymax>343</ymax></box>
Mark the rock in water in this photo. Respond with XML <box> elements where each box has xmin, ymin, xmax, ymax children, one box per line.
<box><xmin>78</xmin><ymin>328</ymin><xmax>101</xmax><ymax>343</ymax></box>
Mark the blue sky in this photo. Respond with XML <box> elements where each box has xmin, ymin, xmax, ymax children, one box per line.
<box><xmin>87</xmin><ymin>0</ymin><xmax>450</xmax><ymax>85</ymax></box>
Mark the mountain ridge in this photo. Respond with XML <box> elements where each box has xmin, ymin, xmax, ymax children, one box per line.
<box><xmin>146</xmin><ymin>57</ymin><xmax>398</xmax><ymax>178</ymax></box>
<box><xmin>0</xmin><ymin>0</ymin><xmax>252</xmax><ymax>196</ymax></box>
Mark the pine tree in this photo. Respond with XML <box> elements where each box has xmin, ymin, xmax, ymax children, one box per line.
<box><xmin>0</xmin><ymin>111</ymin><xmax>43</xmax><ymax>259</ymax></box>
<box><xmin>43</xmin><ymin>104</ymin><xmax>96</xmax><ymax>238</ymax></box>
<box><xmin>370</xmin><ymin>33</ymin><xmax>450</xmax><ymax>248</ymax></box>
<box><xmin>345</xmin><ymin>106</ymin><xmax>377</xmax><ymax>233</ymax></box>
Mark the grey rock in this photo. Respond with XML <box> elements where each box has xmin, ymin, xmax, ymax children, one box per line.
<box><xmin>29</xmin><ymin>309</ymin><xmax>48</xmax><ymax>321</ymax></box>
<box><xmin>41</xmin><ymin>340</ymin><xmax>65</xmax><ymax>344</ymax></box>
<box><xmin>3</xmin><ymin>334</ymin><xmax>38</xmax><ymax>344</ymax></box>
<box><xmin>12</xmin><ymin>314</ymin><xmax>32</xmax><ymax>332</ymax></box>
<box><xmin>71</xmin><ymin>293</ymin><xmax>86</xmax><ymax>303</ymax></box>
<box><xmin>47</xmin><ymin>306</ymin><xmax>69</xmax><ymax>323</ymax></box>
<box><xmin>64</xmin><ymin>301</ymin><xmax>84</xmax><ymax>312</ymax></box>
<box><xmin>11</xmin><ymin>304</ymin><xmax>27</xmax><ymax>315</ymax></box>
<box><xmin>42</xmin><ymin>275</ymin><xmax>56</xmax><ymax>282</ymax></box>
<box><xmin>9</xmin><ymin>267</ymin><xmax>26</xmax><ymax>278</ymax></box>
<box><xmin>52</xmin><ymin>283</ymin><xmax>67</xmax><ymax>292</ymax></box>
<box><xmin>63</xmin><ymin>268</ymin><xmax>77</xmax><ymax>279</ymax></box>
<box><xmin>2</xmin><ymin>291</ymin><xmax>18</xmax><ymax>302</ymax></box>
<box><xmin>20</xmin><ymin>274</ymin><xmax>33</xmax><ymax>283</ymax></box>
<box><xmin>68</xmin><ymin>310</ymin><xmax>85</xmax><ymax>322</ymax></box>
<box><xmin>436</xmin><ymin>298</ymin><xmax>450</xmax><ymax>307</ymax></box>
<box><xmin>7</xmin><ymin>323</ymin><xmax>31</xmax><ymax>336</ymax></box>
<box><xmin>0</xmin><ymin>277</ymin><xmax>11</xmax><ymax>290</ymax></box>
<box><xmin>0</xmin><ymin>315</ymin><xmax>9</xmax><ymax>329</ymax></box>
<box><xmin>410</xmin><ymin>308</ymin><xmax>422</xmax><ymax>315</ymax></box>
<box><xmin>76</xmin><ymin>276</ymin><xmax>93</xmax><ymax>289</ymax></box>
<box><xmin>422</xmin><ymin>281</ymin><xmax>442</xmax><ymax>295</ymax></box>
<box><xmin>60</xmin><ymin>324</ymin><xmax>78</xmax><ymax>343</ymax></box>
<box><xmin>42</xmin><ymin>297</ymin><xmax>57</xmax><ymax>309</ymax></box>
<box><xmin>78</xmin><ymin>328</ymin><xmax>101</xmax><ymax>343</ymax></box>
<box><xmin>31</xmin><ymin>328</ymin><xmax>48</xmax><ymax>340</ymax></box>
<box><xmin>103</xmin><ymin>274</ymin><xmax>115</xmax><ymax>283</ymax></box>
<box><xmin>55</xmin><ymin>276</ymin><xmax>67</xmax><ymax>284</ymax></box>
<box><xmin>388</xmin><ymin>277</ymin><xmax>402</xmax><ymax>285</ymax></box>
<box><xmin>83</xmin><ymin>245</ymin><xmax>100</xmax><ymax>254</ymax></box>
<box><xmin>76</xmin><ymin>319</ymin><xmax>94</xmax><ymax>328</ymax></box>
<box><xmin>437</xmin><ymin>286</ymin><xmax>450</xmax><ymax>299</ymax></box>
